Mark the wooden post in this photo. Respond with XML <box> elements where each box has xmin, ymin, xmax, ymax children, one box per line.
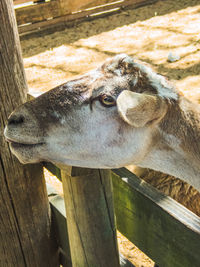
<box><xmin>62</xmin><ymin>167</ymin><xmax>120</xmax><ymax>267</ymax></box>
<box><xmin>0</xmin><ymin>0</ymin><xmax>59</xmax><ymax>266</ymax></box>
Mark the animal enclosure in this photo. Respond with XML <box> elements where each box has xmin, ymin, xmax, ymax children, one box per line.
<box><xmin>2</xmin><ymin>0</ymin><xmax>200</xmax><ymax>266</ymax></box>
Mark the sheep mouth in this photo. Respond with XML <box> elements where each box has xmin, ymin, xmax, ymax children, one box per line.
<box><xmin>6</xmin><ymin>138</ymin><xmax>45</xmax><ymax>149</ymax></box>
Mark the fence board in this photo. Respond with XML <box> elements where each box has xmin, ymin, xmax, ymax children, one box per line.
<box><xmin>0</xmin><ymin>1</ymin><xmax>59</xmax><ymax>264</ymax></box>
<box><xmin>66</xmin><ymin>0</ymin><xmax>116</xmax><ymax>13</ymax></box>
<box><xmin>14</xmin><ymin>0</ymin><xmax>32</xmax><ymax>5</ymax></box>
<box><xmin>49</xmin><ymin>194</ymin><xmax>72</xmax><ymax>267</ymax></box>
<box><xmin>15</xmin><ymin>0</ymin><xmax>157</xmax><ymax>34</ymax></box>
<box><xmin>61</xmin><ymin>168</ymin><xmax>120</xmax><ymax>267</ymax></box>
<box><xmin>57</xmin><ymin>0</ymin><xmax>70</xmax><ymax>15</ymax></box>
<box><xmin>45</xmin><ymin>163</ymin><xmax>200</xmax><ymax>267</ymax></box>
<box><xmin>48</xmin><ymin>194</ymin><xmax>135</xmax><ymax>267</ymax></box>
<box><xmin>15</xmin><ymin>1</ymin><xmax>61</xmax><ymax>25</ymax></box>
<box><xmin>112</xmin><ymin>168</ymin><xmax>200</xmax><ymax>267</ymax></box>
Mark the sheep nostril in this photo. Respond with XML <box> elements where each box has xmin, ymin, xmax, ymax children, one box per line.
<box><xmin>8</xmin><ymin>115</ymin><xmax>25</xmax><ymax>126</ymax></box>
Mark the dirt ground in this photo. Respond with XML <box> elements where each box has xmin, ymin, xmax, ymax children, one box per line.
<box><xmin>20</xmin><ymin>0</ymin><xmax>200</xmax><ymax>266</ymax></box>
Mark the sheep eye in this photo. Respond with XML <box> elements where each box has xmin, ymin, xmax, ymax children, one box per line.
<box><xmin>99</xmin><ymin>94</ymin><xmax>116</xmax><ymax>107</ymax></box>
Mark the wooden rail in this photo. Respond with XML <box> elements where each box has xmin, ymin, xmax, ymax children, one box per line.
<box><xmin>45</xmin><ymin>162</ymin><xmax>200</xmax><ymax>267</ymax></box>
<box><xmin>13</xmin><ymin>0</ymin><xmax>157</xmax><ymax>35</ymax></box>
<box><xmin>14</xmin><ymin>0</ymin><xmax>33</xmax><ymax>5</ymax></box>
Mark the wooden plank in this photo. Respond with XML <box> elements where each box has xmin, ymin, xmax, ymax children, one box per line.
<box><xmin>17</xmin><ymin>0</ymin><xmax>157</xmax><ymax>34</ymax></box>
<box><xmin>0</xmin><ymin>0</ymin><xmax>59</xmax><ymax>265</ymax></box>
<box><xmin>57</xmin><ymin>0</ymin><xmax>70</xmax><ymax>15</ymax></box>
<box><xmin>61</xmin><ymin>167</ymin><xmax>120</xmax><ymax>267</ymax></box>
<box><xmin>14</xmin><ymin>0</ymin><xmax>32</xmax><ymax>5</ymax></box>
<box><xmin>66</xmin><ymin>0</ymin><xmax>116</xmax><ymax>13</ymax></box>
<box><xmin>48</xmin><ymin>185</ymin><xmax>134</xmax><ymax>267</ymax></box>
<box><xmin>112</xmin><ymin>168</ymin><xmax>200</xmax><ymax>267</ymax></box>
<box><xmin>15</xmin><ymin>1</ymin><xmax>61</xmax><ymax>26</ymax></box>
<box><xmin>48</xmin><ymin>194</ymin><xmax>72</xmax><ymax>267</ymax></box>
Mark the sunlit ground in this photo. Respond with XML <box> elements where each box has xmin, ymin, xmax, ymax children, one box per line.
<box><xmin>20</xmin><ymin>0</ymin><xmax>200</xmax><ymax>266</ymax></box>
<box><xmin>21</xmin><ymin>0</ymin><xmax>200</xmax><ymax>102</ymax></box>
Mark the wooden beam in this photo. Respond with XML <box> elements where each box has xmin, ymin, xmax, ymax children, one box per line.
<box><xmin>47</xmin><ymin>178</ymin><xmax>135</xmax><ymax>267</ymax></box>
<box><xmin>112</xmin><ymin>168</ymin><xmax>200</xmax><ymax>267</ymax></box>
<box><xmin>57</xmin><ymin>0</ymin><xmax>70</xmax><ymax>15</ymax></box>
<box><xmin>14</xmin><ymin>0</ymin><xmax>32</xmax><ymax>5</ymax></box>
<box><xmin>0</xmin><ymin>0</ymin><xmax>59</xmax><ymax>265</ymax></box>
<box><xmin>61</xmin><ymin>167</ymin><xmax>120</xmax><ymax>267</ymax></box>
<box><xmin>65</xmin><ymin>0</ymin><xmax>115</xmax><ymax>13</ymax></box>
<box><xmin>49</xmin><ymin>194</ymin><xmax>72</xmax><ymax>267</ymax></box>
<box><xmin>15</xmin><ymin>1</ymin><xmax>61</xmax><ymax>26</ymax></box>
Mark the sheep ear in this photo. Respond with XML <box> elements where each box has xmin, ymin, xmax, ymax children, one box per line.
<box><xmin>117</xmin><ymin>90</ymin><xmax>167</xmax><ymax>127</ymax></box>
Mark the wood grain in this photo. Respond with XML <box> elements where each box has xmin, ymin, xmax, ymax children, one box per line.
<box><xmin>14</xmin><ymin>0</ymin><xmax>32</xmax><ymax>5</ymax></box>
<box><xmin>0</xmin><ymin>0</ymin><xmax>59</xmax><ymax>265</ymax></box>
<box><xmin>65</xmin><ymin>0</ymin><xmax>115</xmax><ymax>13</ymax></box>
<box><xmin>49</xmin><ymin>194</ymin><xmax>72</xmax><ymax>267</ymax></box>
<box><xmin>46</xmin><ymin>164</ymin><xmax>200</xmax><ymax>267</ymax></box>
<box><xmin>16</xmin><ymin>0</ymin><xmax>157</xmax><ymax>34</ymax></box>
<box><xmin>112</xmin><ymin>168</ymin><xmax>200</xmax><ymax>267</ymax></box>
<box><xmin>62</xmin><ymin>167</ymin><xmax>120</xmax><ymax>267</ymax></box>
<box><xmin>15</xmin><ymin>1</ymin><xmax>61</xmax><ymax>25</ymax></box>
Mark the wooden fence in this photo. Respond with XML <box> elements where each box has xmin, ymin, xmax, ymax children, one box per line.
<box><xmin>13</xmin><ymin>0</ymin><xmax>157</xmax><ymax>34</ymax></box>
<box><xmin>44</xmin><ymin>161</ymin><xmax>200</xmax><ymax>267</ymax></box>
<box><xmin>11</xmin><ymin>1</ymin><xmax>200</xmax><ymax>265</ymax></box>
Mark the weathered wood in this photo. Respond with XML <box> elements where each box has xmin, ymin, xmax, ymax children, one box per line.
<box><xmin>16</xmin><ymin>0</ymin><xmax>157</xmax><ymax>35</ymax></box>
<box><xmin>0</xmin><ymin>0</ymin><xmax>59</xmax><ymax>265</ymax></box>
<box><xmin>47</xmin><ymin>176</ymin><xmax>134</xmax><ymax>267</ymax></box>
<box><xmin>45</xmin><ymin>163</ymin><xmax>200</xmax><ymax>267</ymax></box>
<box><xmin>112</xmin><ymin>168</ymin><xmax>200</xmax><ymax>267</ymax></box>
<box><xmin>48</xmin><ymin>193</ymin><xmax>72</xmax><ymax>267</ymax></box>
<box><xmin>14</xmin><ymin>0</ymin><xmax>32</xmax><ymax>5</ymax></box>
<box><xmin>66</xmin><ymin>0</ymin><xmax>115</xmax><ymax>13</ymax></box>
<box><xmin>57</xmin><ymin>0</ymin><xmax>70</xmax><ymax>16</ymax></box>
<box><xmin>15</xmin><ymin>1</ymin><xmax>61</xmax><ymax>26</ymax></box>
<box><xmin>62</xmin><ymin>167</ymin><xmax>120</xmax><ymax>267</ymax></box>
